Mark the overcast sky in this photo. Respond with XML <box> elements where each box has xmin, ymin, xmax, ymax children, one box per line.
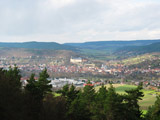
<box><xmin>0</xmin><ymin>0</ymin><xmax>160</xmax><ymax>43</ymax></box>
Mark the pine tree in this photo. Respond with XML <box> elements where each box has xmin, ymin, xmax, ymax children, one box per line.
<box><xmin>104</xmin><ymin>84</ymin><xmax>124</xmax><ymax>120</ymax></box>
<box><xmin>37</xmin><ymin>68</ymin><xmax>52</xmax><ymax>99</ymax></box>
<box><xmin>25</xmin><ymin>69</ymin><xmax>52</xmax><ymax>120</ymax></box>
<box><xmin>0</xmin><ymin>67</ymin><xmax>23</xmax><ymax>120</ymax></box>
<box><xmin>123</xmin><ymin>83</ymin><xmax>144</xmax><ymax>120</ymax></box>
<box><xmin>92</xmin><ymin>84</ymin><xmax>108</xmax><ymax>120</ymax></box>
<box><xmin>67</xmin><ymin>91</ymin><xmax>91</xmax><ymax>120</ymax></box>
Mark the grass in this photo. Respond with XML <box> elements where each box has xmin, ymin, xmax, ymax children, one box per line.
<box><xmin>95</xmin><ymin>84</ymin><xmax>159</xmax><ymax>111</ymax></box>
<box><xmin>115</xmin><ymin>85</ymin><xmax>137</xmax><ymax>94</ymax></box>
<box><xmin>54</xmin><ymin>84</ymin><xmax>158</xmax><ymax>113</ymax></box>
<box><xmin>53</xmin><ymin>92</ymin><xmax>61</xmax><ymax>97</ymax></box>
<box><xmin>95</xmin><ymin>84</ymin><xmax>124</xmax><ymax>91</ymax></box>
<box><xmin>121</xmin><ymin>54</ymin><xmax>155</xmax><ymax>65</ymax></box>
<box><xmin>139</xmin><ymin>90</ymin><xmax>159</xmax><ymax>110</ymax></box>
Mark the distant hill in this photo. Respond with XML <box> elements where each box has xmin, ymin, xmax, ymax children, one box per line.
<box><xmin>0</xmin><ymin>47</ymin><xmax>78</xmax><ymax>58</ymax></box>
<box><xmin>1</xmin><ymin>40</ymin><xmax>160</xmax><ymax>52</ymax></box>
<box><xmin>0</xmin><ymin>41</ymin><xmax>76</xmax><ymax>51</ymax></box>
<box><xmin>1</xmin><ymin>40</ymin><xmax>160</xmax><ymax>60</ymax></box>
<box><xmin>65</xmin><ymin>40</ymin><xmax>160</xmax><ymax>51</ymax></box>
<box><xmin>116</xmin><ymin>42</ymin><xmax>160</xmax><ymax>55</ymax></box>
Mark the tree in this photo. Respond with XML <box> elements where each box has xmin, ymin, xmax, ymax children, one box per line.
<box><xmin>67</xmin><ymin>91</ymin><xmax>91</xmax><ymax>120</ymax></box>
<box><xmin>145</xmin><ymin>96</ymin><xmax>160</xmax><ymax>120</ymax></box>
<box><xmin>81</xmin><ymin>81</ymin><xmax>96</xmax><ymax>103</ymax></box>
<box><xmin>67</xmin><ymin>81</ymin><xmax>96</xmax><ymax>120</ymax></box>
<box><xmin>58</xmin><ymin>84</ymin><xmax>69</xmax><ymax>97</ymax></box>
<box><xmin>37</xmin><ymin>68</ymin><xmax>52</xmax><ymax>99</ymax></box>
<box><xmin>40</xmin><ymin>94</ymin><xmax>66</xmax><ymax>120</ymax></box>
<box><xmin>5</xmin><ymin>65</ymin><xmax>21</xmax><ymax>90</ymax></box>
<box><xmin>25</xmin><ymin>68</ymin><xmax>52</xmax><ymax>120</ymax></box>
<box><xmin>0</xmin><ymin>67</ymin><xmax>23</xmax><ymax>120</ymax></box>
<box><xmin>104</xmin><ymin>84</ymin><xmax>125</xmax><ymax>120</ymax></box>
<box><xmin>123</xmin><ymin>83</ymin><xmax>144</xmax><ymax>120</ymax></box>
<box><xmin>26</xmin><ymin>68</ymin><xmax>52</xmax><ymax>100</ymax></box>
<box><xmin>58</xmin><ymin>84</ymin><xmax>79</xmax><ymax>119</ymax></box>
<box><xmin>92</xmin><ymin>84</ymin><xmax>108</xmax><ymax>120</ymax></box>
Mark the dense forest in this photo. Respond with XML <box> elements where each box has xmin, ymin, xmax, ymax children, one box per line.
<box><xmin>0</xmin><ymin>67</ymin><xmax>160</xmax><ymax>120</ymax></box>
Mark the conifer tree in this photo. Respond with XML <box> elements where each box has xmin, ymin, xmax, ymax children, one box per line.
<box><xmin>92</xmin><ymin>84</ymin><xmax>108</xmax><ymax>120</ymax></box>
<box><xmin>104</xmin><ymin>84</ymin><xmax>124</xmax><ymax>120</ymax></box>
<box><xmin>0</xmin><ymin>67</ymin><xmax>23</xmax><ymax>120</ymax></box>
<box><xmin>124</xmin><ymin>83</ymin><xmax>144</xmax><ymax>120</ymax></box>
<box><xmin>37</xmin><ymin>68</ymin><xmax>52</xmax><ymax>98</ymax></box>
<box><xmin>25</xmin><ymin>69</ymin><xmax>52</xmax><ymax>120</ymax></box>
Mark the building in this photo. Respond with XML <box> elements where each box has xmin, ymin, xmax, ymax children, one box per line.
<box><xmin>70</xmin><ymin>57</ymin><xmax>82</xmax><ymax>63</ymax></box>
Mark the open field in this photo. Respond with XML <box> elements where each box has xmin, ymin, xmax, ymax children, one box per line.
<box><xmin>55</xmin><ymin>84</ymin><xmax>159</xmax><ymax>112</ymax></box>
<box><xmin>96</xmin><ymin>84</ymin><xmax>159</xmax><ymax>110</ymax></box>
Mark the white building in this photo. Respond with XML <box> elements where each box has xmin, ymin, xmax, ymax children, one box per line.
<box><xmin>70</xmin><ymin>57</ymin><xmax>82</xmax><ymax>63</ymax></box>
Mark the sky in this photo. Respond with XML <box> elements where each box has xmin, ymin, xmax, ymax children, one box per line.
<box><xmin>0</xmin><ymin>0</ymin><xmax>160</xmax><ymax>43</ymax></box>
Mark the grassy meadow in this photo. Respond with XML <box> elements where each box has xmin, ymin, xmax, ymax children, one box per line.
<box><xmin>96</xmin><ymin>84</ymin><xmax>159</xmax><ymax>111</ymax></box>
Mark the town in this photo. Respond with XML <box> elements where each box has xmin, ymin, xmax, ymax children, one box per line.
<box><xmin>0</xmin><ymin>55</ymin><xmax>160</xmax><ymax>90</ymax></box>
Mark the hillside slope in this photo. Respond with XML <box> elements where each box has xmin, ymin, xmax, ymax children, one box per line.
<box><xmin>117</xmin><ymin>42</ymin><xmax>160</xmax><ymax>55</ymax></box>
<box><xmin>0</xmin><ymin>41</ymin><xmax>76</xmax><ymax>51</ymax></box>
<box><xmin>0</xmin><ymin>47</ymin><xmax>78</xmax><ymax>58</ymax></box>
<box><xmin>65</xmin><ymin>40</ymin><xmax>160</xmax><ymax>51</ymax></box>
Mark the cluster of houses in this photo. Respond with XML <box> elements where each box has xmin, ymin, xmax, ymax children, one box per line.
<box><xmin>21</xmin><ymin>77</ymin><xmax>103</xmax><ymax>89</ymax></box>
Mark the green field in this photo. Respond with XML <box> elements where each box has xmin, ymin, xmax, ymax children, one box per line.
<box><xmin>55</xmin><ymin>84</ymin><xmax>158</xmax><ymax>113</ymax></box>
<box><xmin>96</xmin><ymin>84</ymin><xmax>159</xmax><ymax>111</ymax></box>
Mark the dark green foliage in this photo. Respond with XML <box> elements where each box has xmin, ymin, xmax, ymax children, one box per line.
<box><xmin>40</xmin><ymin>94</ymin><xmax>66</xmax><ymax>120</ymax></box>
<box><xmin>59</xmin><ymin>84</ymin><xmax>69</xmax><ymax>97</ymax></box>
<box><xmin>81</xmin><ymin>81</ymin><xmax>96</xmax><ymax>103</ymax></box>
<box><xmin>58</xmin><ymin>84</ymin><xmax>80</xmax><ymax>119</ymax></box>
<box><xmin>1</xmin><ymin>67</ymin><xmax>160</xmax><ymax>120</ymax></box>
<box><xmin>0</xmin><ymin>67</ymin><xmax>23</xmax><ymax>120</ymax></box>
<box><xmin>5</xmin><ymin>66</ymin><xmax>22</xmax><ymax>90</ymax></box>
<box><xmin>25</xmin><ymin>68</ymin><xmax>52</xmax><ymax>120</ymax></box>
<box><xmin>26</xmin><ymin>68</ymin><xmax>52</xmax><ymax>100</ymax></box>
<box><xmin>37</xmin><ymin>68</ymin><xmax>52</xmax><ymax>98</ymax></box>
<box><xmin>67</xmin><ymin>81</ymin><xmax>95</xmax><ymax>120</ymax></box>
<box><xmin>123</xmin><ymin>83</ymin><xmax>144</xmax><ymax>120</ymax></box>
<box><xmin>92</xmin><ymin>84</ymin><xmax>107</xmax><ymax>120</ymax></box>
<box><xmin>104</xmin><ymin>85</ymin><xmax>126</xmax><ymax>120</ymax></box>
<box><xmin>67</xmin><ymin>96</ymin><xmax>91</xmax><ymax>120</ymax></box>
<box><xmin>145</xmin><ymin>96</ymin><xmax>160</xmax><ymax>120</ymax></box>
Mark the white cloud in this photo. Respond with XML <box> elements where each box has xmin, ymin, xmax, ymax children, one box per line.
<box><xmin>0</xmin><ymin>0</ymin><xmax>160</xmax><ymax>43</ymax></box>
<box><xmin>42</xmin><ymin>0</ymin><xmax>76</xmax><ymax>10</ymax></box>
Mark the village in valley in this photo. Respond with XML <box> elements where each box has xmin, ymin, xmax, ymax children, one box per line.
<box><xmin>0</xmin><ymin>55</ymin><xmax>159</xmax><ymax>90</ymax></box>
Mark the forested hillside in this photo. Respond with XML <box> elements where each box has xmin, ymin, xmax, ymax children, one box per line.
<box><xmin>65</xmin><ymin>40</ymin><xmax>160</xmax><ymax>51</ymax></box>
<box><xmin>0</xmin><ymin>47</ymin><xmax>78</xmax><ymax>58</ymax></box>
<box><xmin>117</xmin><ymin>42</ymin><xmax>160</xmax><ymax>55</ymax></box>
<box><xmin>0</xmin><ymin>41</ymin><xmax>76</xmax><ymax>51</ymax></box>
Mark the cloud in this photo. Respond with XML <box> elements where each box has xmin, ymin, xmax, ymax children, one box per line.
<box><xmin>43</xmin><ymin>0</ymin><xmax>76</xmax><ymax>10</ymax></box>
<box><xmin>0</xmin><ymin>0</ymin><xmax>160</xmax><ymax>43</ymax></box>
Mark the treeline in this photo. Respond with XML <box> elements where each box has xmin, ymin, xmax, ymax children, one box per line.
<box><xmin>0</xmin><ymin>67</ymin><xmax>160</xmax><ymax>120</ymax></box>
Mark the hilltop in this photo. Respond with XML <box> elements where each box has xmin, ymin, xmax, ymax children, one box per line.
<box><xmin>0</xmin><ymin>41</ymin><xmax>76</xmax><ymax>51</ymax></box>
<box><xmin>65</xmin><ymin>40</ymin><xmax>160</xmax><ymax>60</ymax></box>
<box><xmin>0</xmin><ymin>40</ymin><xmax>160</xmax><ymax>61</ymax></box>
<box><xmin>65</xmin><ymin>40</ymin><xmax>160</xmax><ymax>51</ymax></box>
